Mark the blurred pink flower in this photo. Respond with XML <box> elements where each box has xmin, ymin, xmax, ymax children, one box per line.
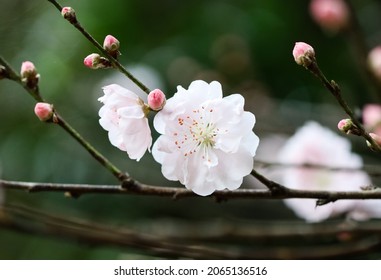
<box><xmin>310</xmin><ymin>0</ymin><xmax>349</xmax><ymax>33</ymax></box>
<box><xmin>152</xmin><ymin>80</ymin><xmax>259</xmax><ymax>196</ymax></box>
<box><xmin>362</xmin><ymin>104</ymin><xmax>381</xmax><ymax>136</ymax></box>
<box><xmin>368</xmin><ymin>47</ymin><xmax>381</xmax><ymax>80</ymax></box>
<box><xmin>98</xmin><ymin>84</ymin><xmax>152</xmax><ymax>161</ymax></box>
<box><xmin>278</xmin><ymin>121</ymin><xmax>380</xmax><ymax>222</ymax></box>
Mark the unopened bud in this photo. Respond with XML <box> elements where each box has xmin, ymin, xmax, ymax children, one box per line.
<box><xmin>103</xmin><ymin>35</ymin><xmax>120</xmax><ymax>57</ymax></box>
<box><xmin>293</xmin><ymin>42</ymin><xmax>316</xmax><ymax>68</ymax></box>
<box><xmin>310</xmin><ymin>0</ymin><xmax>349</xmax><ymax>33</ymax></box>
<box><xmin>34</xmin><ymin>102</ymin><xmax>54</xmax><ymax>122</ymax></box>
<box><xmin>61</xmin><ymin>7</ymin><xmax>77</xmax><ymax>24</ymax></box>
<box><xmin>21</xmin><ymin>61</ymin><xmax>40</xmax><ymax>89</ymax></box>
<box><xmin>337</xmin><ymin>118</ymin><xmax>353</xmax><ymax>133</ymax></box>
<box><xmin>148</xmin><ymin>89</ymin><xmax>166</xmax><ymax>111</ymax></box>
<box><xmin>83</xmin><ymin>53</ymin><xmax>111</xmax><ymax>69</ymax></box>
<box><xmin>337</xmin><ymin>118</ymin><xmax>361</xmax><ymax>136</ymax></box>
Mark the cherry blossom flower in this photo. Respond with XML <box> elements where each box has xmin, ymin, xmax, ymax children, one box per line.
<box><xmin>98</xmin><ymin>84</ymin><xmax>152</xmax><ymax>161</ymax></box>
<box><xmin>152</xmin><ymin>80</ymin><xmax>259</xmax><ymax>196</ymax></box>
<box><xmin>278</xmin><ymin>121</ymin><xmax>379</xmax><ymax>222</ymax></box>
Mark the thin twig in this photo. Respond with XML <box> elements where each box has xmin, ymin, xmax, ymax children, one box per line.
<box><xmin>343</xmin><ymin>0</ymin><xmax>381</xmax><ymax>101</ymax></box>
<box><xmin>306</xmin><ymin>59</ymin><xmax>381</xmax><ymax>152</ymax></box>
<box><xmin>47</xmin><ymin>0</ymin><xmax>150</xmax><ymax>94</ymax></box>
<box><xmin>54</xmin><ymin>113</ymin><xmax>129</xmax><ymax>181</ymax></box>
<box><xmin>0</xmin><ymin>56</ymin><xmax>128</xmax><ymax>182</ymax></box>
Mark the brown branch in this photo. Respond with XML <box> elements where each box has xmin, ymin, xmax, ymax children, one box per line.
<box><xmin>2</xmin><ymin>176</ymin><xmax>381</xmax><ymax>200</ymax></box>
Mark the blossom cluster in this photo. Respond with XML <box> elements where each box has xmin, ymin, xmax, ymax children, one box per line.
<box><xmin>98</xmin><ymin>80</ymin><xmax>259</xmax><ymax>196</ymax></box>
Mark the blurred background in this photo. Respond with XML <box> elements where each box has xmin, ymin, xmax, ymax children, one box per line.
<box><xmin>1</xmin><ymin>0</ymin><xmax>381</xmax><ymax>259</ymax></box>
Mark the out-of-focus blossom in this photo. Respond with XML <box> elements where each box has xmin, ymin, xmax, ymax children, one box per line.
<box><xmin>363</xmin><ymin>104</ymin><xmax>381</xmax><ymax>136</ymax></box>
<box><xmin>98</xmin><ymin>84</ymin><xmax>152</xmax><ymax>161</ymax></box>
<box><xmin>152</xmin><ymin>80</ymin><xmax>259</xmax><ymax>196</ymax></box>
<box><xmin>368</xmin><ymin>47</ymin><xmax>381</xmax><ymax>81</ymax></box>
<box><xmin>309</xmin><ymin>0</ymin><xmax>349</xmax><ymax>33</ymax></box>
<box><xmin>278</xmin><ymin>121</ymin><xmax>380</xmax><ymax>222</ymax></box>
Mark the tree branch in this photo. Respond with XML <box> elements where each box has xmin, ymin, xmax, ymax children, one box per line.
<box><xmin>2</xmin><ymin>176</ymin><xmax>381</xmax><ymax>200</ymax></box>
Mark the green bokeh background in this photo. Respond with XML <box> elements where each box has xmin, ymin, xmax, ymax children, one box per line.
<box><xmin>1</xmin><ymin>0</ymin><xmax>381</xmax><ymax>259</ymax></box>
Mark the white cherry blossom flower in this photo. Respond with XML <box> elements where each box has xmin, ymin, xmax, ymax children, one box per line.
<box><xmin>152</xmin><ymin>80</ymin><xmax>259</xmax><ymax>196</ymax></box>
<box><xmin>278</xmin><ymin>121</ymin><xmax>379</xmax><ymax>222</ymax></box>
<box><xmin>98</xmin><ymin>84</ymin><xmax>152</xmax><ymax>161</ymax></box>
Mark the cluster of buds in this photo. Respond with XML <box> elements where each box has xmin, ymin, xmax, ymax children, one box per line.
<box><xmin>83</xmin><ymin>35</ymin><xmax>121</xmax><ymax>69</ymax></box>
<box><xmin>309</xmin><ymin>0</ymin><xmax>349</xmax><ymax>33</ymax></box>
<box><xmin>21</xmin><ymin>61</ymin><xmax>40</xmax><ymax>89</ymax></box>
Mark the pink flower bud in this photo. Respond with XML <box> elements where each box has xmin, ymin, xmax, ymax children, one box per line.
<box><xmin>103</xmin><ymin>35</ymin><xmax>120</xmax><ymax>53</ymax></box>
<box><xmin>83</xmin><ymin>53</ymin><xmax>111</xmax><ymax>69</ymax></box>
<box><xmin>337</xmin><ymin>118</ymin><xmax>352</xmax><ymax>133</ymax></box>
<box><xmin>21</xmin><ymin>61</ymin><xmax>40</xmax><ymax>89</ymax></box>
<box><xmin>293</xmin><ymin>42</ymin><xmax>316</xmax><ymax>67</ymax></box>
<box><xmin>61</xmin><ymin>7</ymin><xmax>77</xmax><ymax>23</ymax></box>
<box><xmin>368</xmin><ymin>47</ymin><xmax>381</xmax><ymax>80</ymax></box>
<box><xmin>84</xmin><ymin>53</ymin><xmax>100</xmax><ymax>68</ymax></box>
<box><xmin>310</xmin><ymin>0</ymin><xmax>349</xmax><ymax>33</ymax></box>
<box><xmin>21</xmin><ymin>61</ymin><xmax>37</xmax><ymax>78</ymax></box>
<box><xmin>148</xmin><ymin>89</ymin><xmax>166</xmax><ymax>111</ymax></box>
<box><xmin>34</xmin><ymin>102</ymin><xmax>54</xmax><ymax>122</ymax></box>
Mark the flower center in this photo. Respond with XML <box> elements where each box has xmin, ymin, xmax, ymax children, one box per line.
<box><xmin>173</xmin><ymin>106</ymin><xmax>219</xmax><ymax>157</ymax></box>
